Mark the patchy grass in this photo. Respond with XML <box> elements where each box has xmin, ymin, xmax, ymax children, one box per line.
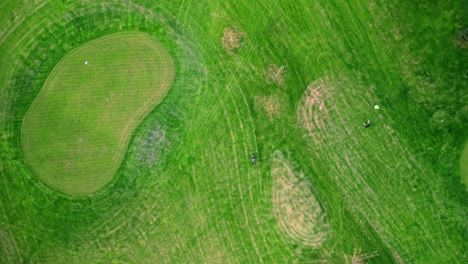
<box><xmin>255</xmin><ymin>95</ymin><xmax>284</xmax><ymax>120</ymax></box>
<box><xmin>221</xmin><ymin>27</ymin><xmax>244</xmax><ymax>53</ymax></box>
<box><xmin>297</xmin><ymin>79</ymin><xmax>335</xmax><ymax>142</ymax></box>
<box><xmin>271</xmin><ymin>151</ymin><xmax>329</xmax><ymax>247</ymax></box>
<box><xmin>266</xmin><ymin>64</ymin><xmax>287</xmax><ymax>85</ymax></box>
<box><xmin>0</xmin><ymin>0</ymin><xmax>465</xmax><ymax>263</ymax></box>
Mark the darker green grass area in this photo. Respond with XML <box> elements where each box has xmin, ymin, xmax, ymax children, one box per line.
<box><xmin>0</xmin><ymin>0</ymin><xmax>466</xmax><ymax>263</ymax></box>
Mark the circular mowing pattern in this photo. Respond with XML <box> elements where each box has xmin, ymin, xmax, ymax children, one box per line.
<box><xmin>21</xmin><ymin>31</ymin><xmax>175</xmax><ymax>196</ymax></box>
<box><xmin>271</xmin><ymin>151</ymin><xmax>329</xmax><ymax>247</ymax></box>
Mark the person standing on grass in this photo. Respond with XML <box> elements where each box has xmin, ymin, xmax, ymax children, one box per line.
<box><xmin>364</xmin><ymin>120</ymin><xmax>370</xmax><ymax>128</ymax></box>
<box><xmin>250</xmin><ymin>153</ymin><xmax>256</xmax><ymax>165</ymax></box>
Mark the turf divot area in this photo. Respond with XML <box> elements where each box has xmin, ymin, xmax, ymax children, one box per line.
<box><xmin>21</xmin><ymin>32</ymin><xmax>175</xmax><ymax>195</ymax></box>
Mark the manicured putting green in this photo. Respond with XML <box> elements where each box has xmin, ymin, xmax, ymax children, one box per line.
<box><xmin>21</xmin><ymin>32</ymin><xmax>175</xmax><ymax>196</ymax></box>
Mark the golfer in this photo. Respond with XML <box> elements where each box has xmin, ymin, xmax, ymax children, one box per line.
<box><xmin>363</xmin><ymin>120</ymin><xmax>370</xmax><ymax>128</ymax></box>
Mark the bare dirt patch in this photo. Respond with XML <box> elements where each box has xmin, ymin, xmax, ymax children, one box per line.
<box><xmin>271</xmin><ymin>151</ymin><xmax>329</xmax><ymax>247</ymax></box>
<box><xmin>221</xmin><ymin>27</ymin><xmax>244</xmax><ymax>53</ymax></box>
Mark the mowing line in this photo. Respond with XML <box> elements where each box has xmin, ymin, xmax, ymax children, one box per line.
<box><xmin>216</xmin><ymin>82</ymin><xmax>264</xmax><ymax>262</ymax></box>
<box><xmin>223</xmin><ymin>65</ymin><xmax>272</xmax><ymax>255</ymax></box>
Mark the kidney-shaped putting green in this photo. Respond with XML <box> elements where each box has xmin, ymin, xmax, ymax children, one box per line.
<box><xmin>21</xmin><ymin>32</ymin><xmax>175</xmax><ymax>196</ymax></box>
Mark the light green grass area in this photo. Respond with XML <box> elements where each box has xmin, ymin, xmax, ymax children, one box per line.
<box><xmin>0</xmin><ymin>0</ymin><xmax>466</xmax><ymax>263</ymax></box>
<box><xmin>21</xmin><ymin>32</ymin><xmax>174</xmax><ymax>195</ymax></box>
<box><xmin>461</xmin><ymin>141</ymin><xmax>468</xmax><ymax>187</ymax></box>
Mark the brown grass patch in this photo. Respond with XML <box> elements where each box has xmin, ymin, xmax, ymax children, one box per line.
<box><xmin>254</xmin><ymin>95</ymin><xmax>284</xmax><ymax>121</ymax></box>
<box><xmin>221</xmin><ymin>27</ymin><xmax>244</xmax><ymax>53</ymax></box>
<box><xmin>271</xmin><ymin>151</ymin><xmax>329</xmax><ymax>247</ymax></box>
<box><xmin>266</xmin><ymin>64</ymin><xmax>287</xmax><ymax>85</ymax></box>
<box><xmin>297</xmin><ymin>79</ymin><xmax>334</xmax><ymax>143</ymax></box>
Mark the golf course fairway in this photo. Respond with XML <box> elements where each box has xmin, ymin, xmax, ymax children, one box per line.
<box><xmin>21</xmin><ymin>32</ymin><xmax>175</xmax><ymax>196</ymax></box>
<box><xmin>0</xmin><ymin>0</ymin><xmax>465</xmax><ymax>263</ymax></box>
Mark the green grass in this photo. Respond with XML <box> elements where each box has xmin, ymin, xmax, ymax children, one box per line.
<box><xmin>0</xmin><ymin>0</ymin><xmax>466</xmax><ymax>263</ymax></box>
<box><xmin>21</xmin><ymin>32</ymin><xmax>174</xmax><ymax>195</ymax></box>
<box><xmin>461</xmin><ymin>141</ymin><xmax>468</xmax><ymax>187</ymax></box>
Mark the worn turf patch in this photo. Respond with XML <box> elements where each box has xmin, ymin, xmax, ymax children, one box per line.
<box><xmin>271</xmin><ymin>150</ymin><xmax>329</xmax><ymax>247</ymax></box>
<box><xmin>266</xmin><ymin>64</ymin><xmax>287</xmax><ymax>85</ymax></box>
<box><xmin>254</xmin><ymin>95</ymin><xmax>285</xmax><ymax>121</ymax></box>
<box><xmin>221</xmin><ymin>27</ymin><xmax>244</xmax><ymax>53</ymax></box>
<box><xmin>21</xmin><ymin>31</ymin><xmax>175</xmax><ymax>196</ymax></box>
<box><xmin>297</xmin><ymin>78</ymin><xmax>335</xmax><ymax>143</ymax></box>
